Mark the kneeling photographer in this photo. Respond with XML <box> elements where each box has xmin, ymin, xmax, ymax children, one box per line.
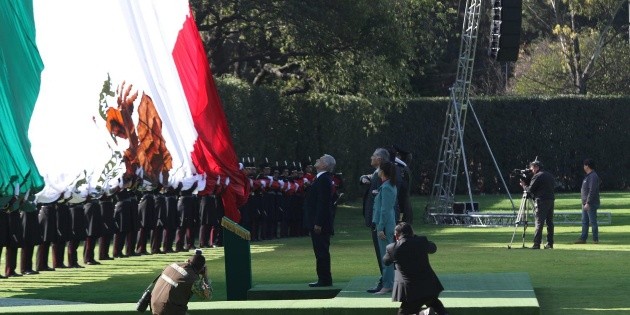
<box><xmin>519</xmin><ymin>159</ymin><xmax>555</xmax><ymax>249</ymax></box>
<box><xmin>147</xmin><ymin>249</ymin><xmax>212</xmax><ymax>314</ymax></box>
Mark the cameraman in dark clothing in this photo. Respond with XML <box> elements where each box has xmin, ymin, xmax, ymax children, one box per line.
<box><xmin>520</xmin><ymin>159</ymin><xmax>555</xmax><ymax>249</ymax></box>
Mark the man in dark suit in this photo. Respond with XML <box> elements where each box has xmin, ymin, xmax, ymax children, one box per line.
<box><xmin>303</xmin><ymin>154</ymin><xmax>336</xmax><ymax>287</ymax></box>
<box><xmin>383</xmin><ymin>222</ymin><xmax>449</xmax><ymax>315</ymax></box>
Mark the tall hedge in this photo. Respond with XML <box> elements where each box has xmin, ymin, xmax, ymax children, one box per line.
<box><xmin>217</xmin><ymin>77</ymin><xmax>630</xmax><ymax>199</ymax></box>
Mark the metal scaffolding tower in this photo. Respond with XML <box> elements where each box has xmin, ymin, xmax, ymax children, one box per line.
<box><xmin>426</xmin><ymin>0</ymin><xmax>483</xmax><ymax>220</ymax></box>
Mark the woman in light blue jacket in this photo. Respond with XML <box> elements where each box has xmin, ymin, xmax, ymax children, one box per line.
<box><xmin>372</xmin><ymin>160</ymin><xmax>398</xmax><ymax>294</ymax></box>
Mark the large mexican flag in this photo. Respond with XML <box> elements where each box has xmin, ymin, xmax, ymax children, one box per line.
<box><xmin>0</xmin><ymin>0</ymin><xmax>248</xmax><ymax>220</ymax></box>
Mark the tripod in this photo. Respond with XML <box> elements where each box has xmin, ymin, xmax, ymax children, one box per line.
<box><xmin>508</xmin><ymin>190</ymin><xmax>534</xmax><ymax>249</ymax></box>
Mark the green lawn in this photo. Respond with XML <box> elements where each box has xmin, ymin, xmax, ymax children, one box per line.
<box><xmin>1</xmin><ymin>192</ymin><xmax>629</xmax><ymax>315</ymax></box>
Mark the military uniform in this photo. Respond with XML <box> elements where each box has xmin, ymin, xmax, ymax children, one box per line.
<box><xmin>150</xmin><ymin>192</ymin><xmax>167</xmax><ymax>254</ymax></box>
<box><xmin>83</xmin><ymin>196</ymin><xmax>103</xmax><ymax>265</ymax></box>
<box><xmin>98</xmin><ymin>193</ymin><xmax>116</xmax><ymax>260</ymax></box>
<box><xmin>52</xmin><ymin>200</ymin><xmax>72</xmax><ymax>268</ymax></box>
<box><xmin>35</xmin><ymin>187</ymin><xmax>61</xmax><ymax>271</ymax></box>
<box><xmin>174</xmin><ymin>180</ymin><xmax>199</xmax><ymax>251</ymax></box>
<box><xmin>113</xmin><ymin>188</ymin><xmax>133</xmax><ymax>258</ymax></box>
<box><xmin>136</xmin><ymin>190</ymin><xmax>157</xmax><ymax>255</ymax></box>
<box><xmin>20</xmin><ymin>208</ymin><xmax>42</xmax><ymax>274</ymax></box>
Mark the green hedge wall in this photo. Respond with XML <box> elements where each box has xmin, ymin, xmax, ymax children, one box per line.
<box><xmin>217</xmin><ymin>78</ymin><xmax>630</xmax><ymax>199</ymax></box>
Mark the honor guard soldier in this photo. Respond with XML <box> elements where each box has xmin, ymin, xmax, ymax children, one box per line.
<box><xmin>35</xmin><ymin>185</ymin><xmax>62</xmax><ymax>272</ymax></box>
<box><xmin>126</xmin><ymin>178</ymin><xmax>141</xmax><ymax>257</ymax></box>
<box><xmin>112</xmin><ymin>179</ymin><xmax>133</xmax><ymax>258</ymax></box>
<box><xmin>98</xmin><ymin>179</ymin><xmax>119</xmax><ymax>261</ymax></box>
<box><xmin>83</xmin><ymin>185</ymin><xmax>103</xmax><ymax>265</ymax></box>
<box><xmin>20</xmin><ymin>193</ymin><xmax>42</xmax><ymax>275</ymax></box>
<box><xmin>151</xmin><ymin>184</ymin><xmax>167</xmax><ymax>254</ymax></box>
<box><xmin>175</xmin><ymin>176</ymin><xmax>199</xmax><ymax>251</ymax></box>
<box><xmin>52</xmin><ymin>190</ymin><xmax>72</xmax><ymax>269</ymax></box>
<box><xmin>67</xmin><ymin>185</ymin><xmax>88</xmax><ymax>268</ymax></box>
<box><xmin>136</xmin><ymin>181</ymin><xmax>158</xmax><ymax>255</ymax></box>
<box><xmin>4</xmin><ymin>196</ymin><xmax>23</xmax><ymax>277</ymax></box>
<box><xmin>198</xmin><ymin>175</ymin><xmax>216</xmax><ymax>248</ymax></box>
<box><xmin>0</xmin><ymin>198</ymin><xmax>11</xmax><ymax>278</ymax></box>
<box><xmin>162</xmin><ymin>185</ymin><xmax>180</xmax><ymax>253</ymax></box>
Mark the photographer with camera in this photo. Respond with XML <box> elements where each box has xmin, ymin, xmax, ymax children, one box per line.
<box><xmin>148</xmin><ymin>249</ymin><xmax>212</xmax><ymax>314</ymax></box>
<box><xmin>519</xmin><ymin>159</ymin><xmax>555</xmax><ymax>249</ymax></box>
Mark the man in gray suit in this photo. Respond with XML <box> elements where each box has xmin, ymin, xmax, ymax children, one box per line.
<box><xmin>383</xmin><ymin>222</ymin><xmax>449</xmax><ymax>315</ymax></box>
<box><xmin>360</xmin><ymin>147</ymin><xmax>389</xmax><ymax>293</ymax></box>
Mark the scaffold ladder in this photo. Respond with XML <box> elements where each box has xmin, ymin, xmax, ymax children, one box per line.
<box><xmin>426</xmin><ymin>0</ymin><xmax>483</xmax><ymax>217</ymax></box>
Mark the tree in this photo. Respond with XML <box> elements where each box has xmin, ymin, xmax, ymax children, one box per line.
<box><xmin>190</xmin><ymin>0</ymin><xmax>455</xmax><ymax>99</ymax></box>
<box><xmin>513</xmin><ymin>0</ymin><xmax>629</xmax><ymax>95</ymax></box>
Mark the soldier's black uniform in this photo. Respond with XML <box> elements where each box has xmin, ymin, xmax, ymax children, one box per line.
<box><xmin>83</xmin><ymin>198</ymin><xmax>103</xmax><ymax>264</ymax></box>
<box><xmin>36</xmin><ymin>202</ymin><xmax>57</xmax><ymax>271</ymax></box>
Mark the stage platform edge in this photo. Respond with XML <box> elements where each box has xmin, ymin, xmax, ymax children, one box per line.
<box><xmin>0</xmin><ymin>272</ymin><xmax>539</xmax><ymax>315</ymax></box>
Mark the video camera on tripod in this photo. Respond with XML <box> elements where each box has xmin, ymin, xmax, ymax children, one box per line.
<box><xmin>511</xmin><ymin>168</ymin><xmax>534</xmax><ymax>186</ymax></box>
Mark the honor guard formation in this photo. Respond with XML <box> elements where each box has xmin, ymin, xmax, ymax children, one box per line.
<box><xmin>0</xmin><ymin>157</ymin><xmax>343</xmax><ymax>277</ymax></box>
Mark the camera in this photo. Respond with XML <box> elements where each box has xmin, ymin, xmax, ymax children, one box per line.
<box><xmin>511</xmin><ymin>168</ymin><xmax>533</xmax><ymax>185</ymax></box>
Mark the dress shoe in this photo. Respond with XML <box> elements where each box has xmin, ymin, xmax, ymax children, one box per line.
<box><xmin>366</xmin><ymin>284</ymin><xmax>383</xmax><ymax>293</ymax></box>
<box><xmin>163</xmin><ymin>248</ymin><xmax>174</xmax><ymax>253</ymax></box>
<box><xmin>574</xmin><ymin>239</ymin><xmax>586</xmax><ymax>244</ymax></box>
<box><xmin>308</xmin><ymin>281</ymin><xmax>332</xmax><ymax>287</ymax></box>
<box><xmin>99</xmin><ymin>256</ymin><xmax>114</xmax><ymax>261</ymax></box>
<box><xmin>544</xmin><ymin>243</ymin><xmax>553</xmax><ymax>249</ymax></box>
<box><xmin>37</xmin><ymin>266</ymin><xmax>55</xmax><ymax>272</ymax></box>
<box><xmin>54</xmin><ymin>264</ymin><xmax>68</xmax><ymax>269</ymax></box>
<box><xmin>69</xmin><ymin>264</ymin><xmax>84</xmax><ymax>268</ymax></box>
<box><xmin>373</xmin><ymin>287</ymin><xmax>392</xmax><ymax>295</ymax></box>
<box><xmin>113</xmin><ymin>254</ymin><xmax>128</xmax><ymax>258</ymax></box>
<box><xmin>22</xmin><ymin>270</ymin><xmax>40</xmax><ymax>275</ymax></box>
<box><xmin>530</xmin><ymin>244</ymin><xmax>541</xmax><ymax>249</ymax></box>
<box><xmin>593</xmin><ymin>240</ymin><xmax>599</xmax><ymax>244</ymax></box>
<box><xmin>6</xmin><ymin>272</ymin><xmax>23</xmax><ymax>277</ymax></box>
<box><xmin>85</xmin><ymin>261</ymin><xmax>101</xmax><ymax>265</ymax></box>
<box><xmin>0</xmin><ymin>274</ymin><xmax>6</xmax><ymax>279</ymax></box>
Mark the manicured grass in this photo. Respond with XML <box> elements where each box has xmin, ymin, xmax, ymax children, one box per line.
<box><xmin>1</xmin><ymin>192</ymin><xmax>629</xmax><ymax>314</ymax></box>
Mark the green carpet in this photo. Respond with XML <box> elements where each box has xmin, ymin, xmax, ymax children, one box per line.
<box><xmin>0</xmin><ymin>272</ymin><xmax>539</xmax><ymax>315</ymax></box>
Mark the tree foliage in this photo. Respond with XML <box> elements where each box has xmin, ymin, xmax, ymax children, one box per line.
<box><xmin>190</xmin><ymin>0</ymin><xmax>456</xmax><ymax>101</ymax></box>
<box><xmin>513</xmin><ymin>0</ymin><xmax>629</xmax><ymax>95</ymax></box>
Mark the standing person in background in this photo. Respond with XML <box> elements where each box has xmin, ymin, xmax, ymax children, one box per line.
<box><xmin>520</xmin><ymin>158</ymin><xmax>555</xmax><ymax>249</ymax></box>
<box><xmin>52</xmin><ymin>197</ymin><xmax>72</xmax><ymax>269</ymax></box>
<box><xmin>372</xmin><ymin>161</ymin><xmax>398</xmax><ymax>295</ymax></box>
<box><xmin>175</xmin><ymin>180</ymin><xmax>198</xmax><ymax>252</ymax></box>
<box><xmin>304</xmin><ymin>154</ymin><xmax>336</xmax><ymax>287</ymax></box>
<box><xmin>383</xmin><ymin>222</ymin><xmax>449</xmax><ymax>315</ymax></box>
<box><xmin>162</xmin><ymin>186</ymin><xmax>180</xmax><ymax>253</ymax></box>
<box><xmin>112</xmin><ymin>184</ymin><xmax>133</xmax><ymax>258</ymax></box>
<box><xmin>136</xmin><ymin>188</ymin><xmax>157</xmax><ymax>255</ymax></box>
<box><xmin>393</xmin><ymin>145</ymin><xmax>413</xmax><ymax>224</ymax></box>
<box><xmin>0</xmin><ymin>203</ymin><xmax>8</xmax><ymax>278</ymax></box>
<box><xmin>575</xmin><ymin>158</ymin><xmax>601</xmax><ymax>244</ymax></box>
<box><xmin>360</xmin><ymin>147</ymin><xmax>389</xmax><ymax>293</ymax></box>
<box><xmin>5</xmin><ymin>199</ymin><xmax>23</xmax><ymax>277</ymax></box>
<box><xmin>84</xmin><ymin>191</ymin><xmax>103</xmax><ymax>265</ymax></box>
<box><xmin>98</xmin><ymin>183</ymin><xmax>118</xmax><ymax>261</ymax></box>
<box><xmin>20</xmin><ymin>202</ymin><xmax>42</xmax><ymax>275</ymax></box>
<box><xmin>151</xmin><ymin>188</ymin><xmax>167</xmax><ymax>254</ymax></box>
<box><xmin>35</xmin><ymin>189</ymin><xmax>60</xmax><ymax>272</ymax></box>
<box><xmin>68</xmin><ymin>190</ymin><xmax>87</xmax><ymax>268</ymax></box>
